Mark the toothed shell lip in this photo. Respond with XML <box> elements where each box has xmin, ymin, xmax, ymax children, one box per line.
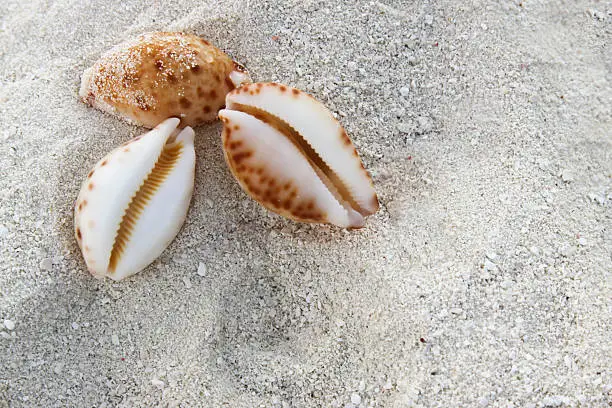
<box><xmin>74</xmin><ymin>118</ymin><xmax>196</xmax><ymax>281</ymax></box>
<box><xmin>219</xmin><ymin>82</ymin><xmax>378</xmax><ymax>228</ymax></box>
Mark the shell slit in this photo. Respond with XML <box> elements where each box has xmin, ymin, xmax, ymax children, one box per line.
<box><xmin>107</xmin><ymin>141</ymin><xmax>184</xmax><ymax>273</ymax></box>
<box><xmin>230</xmin><ymin>103</ymin><xmax>368</xmax><ymax>216</ymax></box>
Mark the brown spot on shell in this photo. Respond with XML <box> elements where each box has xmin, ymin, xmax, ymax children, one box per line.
<box><xmin>87</xmin><ymin>170</ymin><xmax>94</xmax><ymax>178</ymax></box>
<box><xmin>279</xmin><ymin>85</ymin><xmax>287</xmax><ymax>92</ymax></box>
<box><xmin>123</xmin><ymin>147</ymin><xmax>130</xmax><ymax>152</ymax></box>
<box><xmin>155</xmin><ymin>60</ymin><xmax>164</xmax><ymax>70</ymax></box>
<box><xmin>203</xmin><ymin>105</ymin><xmax>211</xmax><ymax>114</ymax></box>
<box><xmin>190</xmin><ymin>64</ymin><xmax>201</xmax><ymax>73</ymax></box>
<box><xmin>232</xmin><ymin>151</ymin><xmax>252</xmax><ymax>164</ymax></box>
<box><xmin>209</xmin><ymin>89</ymin><xmax>218</xmax><ymax>99</ymax></box>
<box><xmin>101</xmin><ymin>160</ymin><xmax>108</xmax><ymax>166</ymax></box>
<box><xmin>88</xmin><ymin>182</ymin><xmax>94</xmax><ymax>191</ymax></box>
<box><xmin>341</xmin><ymin>130</ymin><xmax>351</xmax><ymax>146</ymax></box>
<box><xmin>180</xmin><ymin>97</ymin><xmax>192</xmax><ymax>108</ymax></box>
<box><xmin>292</xmin><ymin>89</ymin><xmax>299</xmax><ymax>96</ymax></box>
<box><xmin>76</xmin><ymin>228</ymin><xmax>82</xmax><ymax>240</ymax></box>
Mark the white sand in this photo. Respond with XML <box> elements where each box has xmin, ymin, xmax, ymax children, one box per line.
<box><xmin>1</xmin><ymin>0</ymin><xmax>610</xmax><ymax>407</ymax></box>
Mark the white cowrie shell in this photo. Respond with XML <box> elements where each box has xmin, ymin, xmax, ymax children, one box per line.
<box><xmin>218</xmin><ymin>83</ymin><xmax>378</xmax><ymax>228</ymax></box>
<box><xmin>79</xmin><ymin>32</ymin><xmax>252</xmax><ymax>128</ymax></box>
<box><xmin>74</xmin><ymin>118</ymin><xmax>196</xmax><ymax>280</ymax></box>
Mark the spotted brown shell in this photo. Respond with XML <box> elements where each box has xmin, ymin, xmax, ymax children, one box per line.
<box><xmin>79</xmin><ymin>32</ymin><xmax>251</xmax><ymax>128</ymax></box>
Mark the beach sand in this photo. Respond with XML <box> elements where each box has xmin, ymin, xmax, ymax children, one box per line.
<box><xmin>0</xmin><ymin>0</ymin><xmax>610</xmax><ymax>406</ymax></box>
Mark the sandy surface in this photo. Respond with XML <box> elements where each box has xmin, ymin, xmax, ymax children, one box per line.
<box><xmin>1</xmin><ymin>0</ymin><xmax>610</xmax><ymax>407</ymax></box>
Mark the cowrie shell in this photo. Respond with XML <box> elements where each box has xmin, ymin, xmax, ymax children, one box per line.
<box><xmin>79</xmin><ymin>32</ymin><xmax>252</xmax><ymax>128</ymax></box>
<box><xmin>74</xmin><ymin>118</ymin><xmax>196</xmax><ymax>281</ymax></box>
<box><xmin>218</xmin><ymin>83</ymin><xmax>378</xmax><ymax>228</ymax></box>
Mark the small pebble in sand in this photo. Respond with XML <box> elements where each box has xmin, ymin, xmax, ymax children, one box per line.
<box><xmin>4</xmin><ymin>319</ymin><xmax>15</xmax><ymax>331</ymax></box>
<box><xmin>183</xmin><ymin>277</ymin><xmax>192</xmax><ymax>288</ymax></box>
<box><xmin>541</xmin><ymin>395</ymin><xmax>571</xmax><ymax>407</ymax></box>
<box><xmin>416</xmin><ymin>116</ymin><xmax>433</xmax><ymax>133</ymax></box>
<box><xmin>151</xmin><ymin>378</ymin><xmax>165</xmax><ymax>389</ymax></box>
<box><xmin>560</xmin><ymin>169</ymin><xmax>574</xmax><ymax>182</ymax></box>
<box><xmin>483</xmin><ymin>259</ymin><xmax>497</xmax><ymax>272</ymax></box>
<box><xmin>399</xmin><ymin>87</ymin><xmax>410</xmax><ymax>97</ymax></box>
<box><xmin>397</xmin><ymin>123</ymin><xmax>413</xmax><ymax>134</ymax></box>
<box><xmin>39</xmin><ymin>258</ymin><xmax>53</xmax><ymax>271</ymax></box>
<box><xmin>197</xmin><ymin>262</ymin><xmax>207</xmax><ymax>277</ymax></box>
<box><xmin>111</xmin><ymin>334</ymin><xmax>119</xmax><ymax>346</ymax></box>
<box><xmin>351</xmin><ymin>393</ymin><xmax>361</xmax><ymax>404</ymax></box>
<box><xmin>558</xmin><ymin>244</ymin><xmax>577</xmax><ymax>258</ymax></box>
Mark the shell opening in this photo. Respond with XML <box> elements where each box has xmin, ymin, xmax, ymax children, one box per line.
<box><xmin>107</xmin><ymin>139</ymin><xmax>184</xmax><ymax>273</ymax></box>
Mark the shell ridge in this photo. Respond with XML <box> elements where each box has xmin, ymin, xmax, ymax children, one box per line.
<box><xmin>107</xmin><ymin>141</ymin><xmax>184</xmax><ymax>273</ymax></box>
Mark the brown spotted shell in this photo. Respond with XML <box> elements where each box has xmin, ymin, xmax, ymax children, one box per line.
<box><xmin>218</xmin><ymin>83</ymin><xmax>378</xmax><ymax>228</ymax></box>
<box><xmin>79</xmin><ymin>32</ymin><xmax>252</xmax><ymax>128</ymax></box>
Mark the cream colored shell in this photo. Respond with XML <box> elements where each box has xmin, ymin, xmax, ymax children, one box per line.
<box><xmin>74</xmin><ymin>118</ymin><xmax>196</xmax><ymax>280</ymax></box>
<box><xmin>79</xmin><ymin>32</ymin><xmax>252</xmax><ymax>128</ymax></box>
<box><xmin>219</xmin><ymin>83</ymin><xmax>378</xmax><ymax>228</ymax></box>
